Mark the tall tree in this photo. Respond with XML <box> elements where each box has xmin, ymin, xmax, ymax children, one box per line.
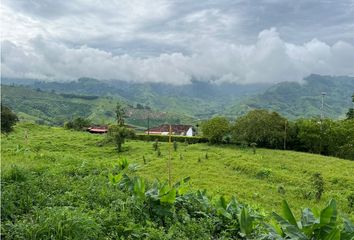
<box><xmin>232</xmin><ymin>110</ymin><xmax>287</xmax><ymax>149</ymax></box>
<box><xmin>201</xmin><ymin>116</ymin><xmax>230</xmax><ymax>144</ymax></box>
<box><xmin>107</xmin><ymin>125</ymin><xmax>135</xmax><ymax>152</ymax></box>
<box><xmin>1</xmin><ymin>105</ymin><xmax>18</xmax><ymax>134</ymax></box>
<box><xmin>346</xmin><ymin>93</ymin><xmax>354</xmax><ymax>119</ymax></box>
<box><xmin>115</xmin><ymin>103</ymin><xmax>125</xmax><ymax>126</ymax></box>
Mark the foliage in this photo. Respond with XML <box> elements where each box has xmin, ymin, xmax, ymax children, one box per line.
<box><xmin>293</xmin><ymin>119</ymin><xmax>354</xmax><ymax>159</ymax></box>
<box><xmin>134</xmin><ymin>134</ymin><xmax>208</xmax><ymax>144</ymax></box>
<box><xmin>264</xmin><ymin>199</ymin><xmax>354</xmax><ymax>240</ymax></box>
<box><xmin>201</xmin><ymin>116</ymin><xmax>230</xmax><ymax>144</ymax></box>
<box><xmin>153</xmin><ymin>139</ymin><xmax>159</xmax><ymax>151</ymax></box>
<box><xmin>173</xmin><ymin>140</ymin><xmax>178</xmax><ymax>151</ymax></box>
<box><xmin>232</xmin><ymin>109</ymin><xmax>287</xmax><ymax>149</ymax></box>
<box><xmin>2</xmin><ymin>123</ymin><xmax>354</xmax><ymax>239</ymax></box>
<box><xmin>64</xmin><ymin>117</ymin><xmax>91</xmax><ymax>131</ymax></box>
<box><xmin>107</xmin><ymin>125</ymin><xmax>135</xmax><ymax>152</ymax></box>
<box><xmin>115</xmin><ymin>102</ymin><xmax>125</xmax><ymax>126</ymax></box>
<box><xmin>1</xmin><ymin>105</ymin><xmax>18</xmax><ymax>134</ymax></box>
<box><xmin>312</xmin><ymin>173</ymin><xmax>325</xmax><ymax>202</ymax></box>
<box><xmin>1</xmin><ymin>85</ymin><xmax>193</xmax><ymax>128</ymax></box>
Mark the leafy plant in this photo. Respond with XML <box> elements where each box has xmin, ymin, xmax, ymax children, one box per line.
<box><xmin>265</xmin><ymin>199</ymin><xmax>354</xmax><ymax>240</ymax></box>
<box><xmin>312</xmin><ymin>172</ymin><xmax>324</xmax><ymax>201</ymax></box>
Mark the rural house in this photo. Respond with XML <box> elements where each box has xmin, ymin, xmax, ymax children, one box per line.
<box><xmin>145</xmin><ymin>124</ymin><xmax>196</xmax><ymax>136</ymax></box>
<box><xmin>87</xmin><ymin>125</ymin><xmax>108</xmax><ymax>134</ymax></box>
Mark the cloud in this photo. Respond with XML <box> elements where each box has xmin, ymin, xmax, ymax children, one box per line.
<box><xmin>1</xmin><ymin>0</ymin><xmax>354</xmax><ymax>84</ymax></box>
<box><xmin>2</xmin><ymin>28</ymin><xmax>354</xmax><ymax>85</ymax></box>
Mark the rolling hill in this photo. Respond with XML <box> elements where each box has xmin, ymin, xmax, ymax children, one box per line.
<box><xmin>0</xmin><ymin>85</ymin><xmax>195</xmax><ymax>128</ymax></box>
<box><xmin>2</xmin><ymin>74</ymin><xmax>354</xmax><ymax>122</ymax></box>
<box><xmin>227</xmin><ymin>74</ymin><xmax>354</xmax><ymax>119</ymax></box>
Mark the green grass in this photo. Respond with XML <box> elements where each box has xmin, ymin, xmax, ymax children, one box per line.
<box><xmin>2</xmin><ymin>123</ymin><xmax>354</xmax><ymax>220</ymax></box>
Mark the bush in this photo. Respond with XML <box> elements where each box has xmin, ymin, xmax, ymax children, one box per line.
<box><xmin>201</xmin><ymin>116</ymin><xmax>230</xmax><ymax>144</ymax></box>
<box><xmin>134</xmin><ymin>134</ymin><xmax>208</xmax><ymax>144</ymax></box>
<box><xmin>64</xmin><ymin>117</ymin><xmax>91</xmax><ymax>131</ymax></box>
<box><xmin>107</xmin><ymin>125</ymin><xmax>135</xmax><ymax>152</ymax></box>
<box><xmin>1</xmin><ymin>105</ymin><xmax>18</xmax><ymax>134</ymax></box>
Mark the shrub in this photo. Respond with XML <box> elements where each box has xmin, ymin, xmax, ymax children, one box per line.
<box><xmin>134</xmin><ymin>134</ymin><xmax>208</xmax><ymax>144</ymax></box>
<box><xmin>1</xmin><ymin>105</ymin><xmax>18</xmax><ymax>134</ymax></box>
<box><xmin>64</xmin><ymin>117</ymin><xmax>91</xmax><ymax>131</ymax></box>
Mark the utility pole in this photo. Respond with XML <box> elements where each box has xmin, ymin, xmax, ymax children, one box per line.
<box><xmin>147</xmin><ymin>115</ymin><xmax>150</xmax><ymax>136</ymax></box>
<box><xmin>321</xmin><ymin>92</ymin><xmax>326</xmax><ymax>121</ymax></box>
<box><xmin>283</xmin><ymin>120</ymin><xmax>287</xmax><ymax>150</ymax></box>
<box><xmin>168</xmin><ymin>124</ymin><xmax>172</xmax><ymax>187</ymax></box>
<box><xmin>319</xmin><ymin>92</ymin><xmax>326</xmax><ymax>154</ymax></box>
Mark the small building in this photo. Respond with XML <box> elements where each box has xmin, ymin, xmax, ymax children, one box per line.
<box><xmin>87</xmin><ymin>126</ymin><xmax>108</xmax><ymax>134</ymax></box>
<box><xmin>145</xmin><ymin>124</ymin><xmax>195</xmax><ymax>136</ymax></box>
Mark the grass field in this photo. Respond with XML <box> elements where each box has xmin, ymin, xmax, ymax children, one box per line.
<box><xmin>2</xmin><ymin>123</ymin><xmax>354</xmax><ymax>220</ymax></box>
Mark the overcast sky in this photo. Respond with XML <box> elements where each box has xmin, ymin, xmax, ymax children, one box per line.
<box><xmin>1</xmin><ymin>0</ymin><xmax>354</xmax><ymax>84</ymax></box>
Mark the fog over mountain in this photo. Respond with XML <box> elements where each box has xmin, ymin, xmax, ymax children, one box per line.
<box><xmin>1</xmin><ymin>0</ymin><xmax>354</xmax><ymax>85</ymax></box>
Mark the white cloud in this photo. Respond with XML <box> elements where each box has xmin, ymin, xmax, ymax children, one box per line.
<box><xmin>2</xmin><ymin>28</ymin><xmax>354</xmax><ymax>84</ymax></box>
<box><xmin>1</xmin><ymin>1</ymin><xmax>354</xmax><ymax>84</ymax></box>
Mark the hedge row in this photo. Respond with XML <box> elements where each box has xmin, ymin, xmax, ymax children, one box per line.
<box><xmin>133</xmin><ymin>134</ymin><xmax>208</xmax><ymax>144</ymax></box>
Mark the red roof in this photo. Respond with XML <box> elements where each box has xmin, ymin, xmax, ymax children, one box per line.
<box><xmin>87</xmin><ymin>126</ymin><xmax>108</xmax><ymax>133</ymax></box>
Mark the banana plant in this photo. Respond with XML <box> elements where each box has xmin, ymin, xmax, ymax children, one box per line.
<box><xmin>215</xmin><ymin>196</ymin><xmax>259</xmax><ymax>238</ymax></box>
<box><xmin>264</xmin><ymin>199</ymin><xmax>354</xmax><ymax>240</ymax></box>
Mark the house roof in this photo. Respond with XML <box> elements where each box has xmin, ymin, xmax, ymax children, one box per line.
<box><xmin>87</xmin><ymin>126</ymin><xmax>108</xmax><ymax>133</ymax></box>
<box><xmin>146</xmin><ymin>124</ymin><xmax>192</xmax><ymax>134</ymax></box>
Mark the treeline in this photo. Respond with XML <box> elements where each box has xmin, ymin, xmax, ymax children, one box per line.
<box><xmin>60</xmin><ymin>93</ymin><xmax>99</xmax><ymax>100</ymax></box>
<box><xmin>201</xmin><ymin>109</ymin><xmax>354</xmax><ymax>160</ymax></box>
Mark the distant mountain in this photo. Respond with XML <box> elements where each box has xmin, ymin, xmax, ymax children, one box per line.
<box><xmin>0</xmin><ymin>85</ymin><xmax>195</xmax><ymax>127</ymax></box>
<box><xmin>2</xmin><ymin>77</ymin><xmax>269</xmax><ymax>118</ymax></box>
<box><xmin>227</xmin><ymin>74</ymin><xmax>354</xmax><ymax>119</ymax></box>
<box><xmin>2</xmin><ymin>74</ymin><xmax>353</xmax><ymax>122</ymax></box>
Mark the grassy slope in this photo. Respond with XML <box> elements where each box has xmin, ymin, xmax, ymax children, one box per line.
<box><xmin>2</xmin><ymin>123</ymin><xmax>353</xmax><ymax>219</ymax></box>
<box><xmin>1</xmin><ymin>85</ymin><xmax>195</xmax><ymax>127</ymax></box>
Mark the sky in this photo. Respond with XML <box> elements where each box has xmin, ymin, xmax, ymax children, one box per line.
<box><xmin>1</xmin><ymin>0</ymin><xmax>354</xmax><ymax>85</ymax></box>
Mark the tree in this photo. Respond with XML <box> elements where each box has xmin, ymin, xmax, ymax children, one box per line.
<box><xmin>1</xmin><ymin>105</ymin><xmax>18</xmax><ymax>134</ymax></box>
<box><xmin>346</xmin><ymin>93</ymin><xmax>354</xmax><ymax>119</ymax></box>
<box><xmin>107</xmin><ymin>125</ymin><xmax>135</xmax><ymax>152</ymax></box>
<box><xmin>64</xmin><ymin>117</ymin><xmax>91</xmax><ymax>131</ymax></box>
<box><xmin>232</xmin><ymin>110</ymin><xmax>287</xmax><ymax>149</ymax></box>
<box><xmin>115</xmin><ymin>103</ymin><xmax>125</xmax><ymax>126</ymax></box>
<box><xmin>201</xmin><ymin>116</ymin><xmax>230</xmax><ymax>144</ymax></box>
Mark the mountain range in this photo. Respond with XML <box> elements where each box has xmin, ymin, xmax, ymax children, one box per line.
<box><xmin>1</xmin><ymin>74</ymin><xmax>353</xmax><ymax>127</ymax></box>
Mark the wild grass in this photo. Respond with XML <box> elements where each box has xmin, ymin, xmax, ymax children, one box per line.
<box><xmin>2</xmin><ymin>123</ymin><xmax>354</xmax><ymax>220</ymax></box>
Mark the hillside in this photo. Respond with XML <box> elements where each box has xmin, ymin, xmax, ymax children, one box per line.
<box><xmin>0</xmin><ymin>85</ymin><xmax>195</xmax><ymax>127</ymax></box>
<box><xmin>3</xmin><ymin>74</ymin><xmax>354</xmax><ymax>120</ymax></box>
<box><xmin>227</xmin><ymin>74</ymin><xmax>354</xmax><ymax>119</ymax></box>
<box><xmin>2</xmin><ymin>77</ymin><xmax>269</xmax><ymax>118</ymax></box>
<box><xmin>2</xmin><ymin>74</ymin><xmax>354</xmax><ymax>121</ymax></box>
<box><xmin>2</xmin><ymin>123</ymin><xmax>353</xmax><ymax>216</ymax></box>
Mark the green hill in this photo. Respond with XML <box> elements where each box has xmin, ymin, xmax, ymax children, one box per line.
<box><xmin>2</xmin><ymin>123</ymin><xmax>353</xmax><ymax>238</ymax></box>
<box><xmin>2</xmin><ymin>75</ymin><xmax>354</xmax><ymax>122</ymax></box>
<box><xmin>227</xmin><ymin>74</ymin><xmax>354</xmax><ymax>119</ymax></box>
<box><xmin>2</xmin><ymin>123</ymin><xmax>353</xmax><ymax>216</ymax></box>
<box><xmin>0</xmin><ymin>85</ymin><xmax>195</xmax><ymax>127</ymax></box>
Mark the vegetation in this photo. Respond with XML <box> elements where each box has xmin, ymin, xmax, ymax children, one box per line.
<box><xmin>1</xmin><ymin>85</ymin><xmax>194</xmax><ymax>127</ymax></box>
<box><xmin>134</xmin><ymin>134</ymin><xmax>208</xmax><ymax>144</ymax></box>
<box><xmin>1</xmin><ymin>123</ymin><xmax>353</xmax><ymax>238</ymax></box>
<box><xmin>201</xmin><ymin>110</ymin><xmax>354</xmax><ymax>160</ymax></box>
<box><xmin>64</xmin><ymin>117</ymin><xmax>91</xmax><ymax>131</ymax></box>
<box><xmin>2</xmin><ymin>124</ymin><xmax>354</xmax><ymax>215</ymax></box>
<box><xmin>115</xmin><ymin>103</ymin><xmax>126</xmax><ymax>126</ymax></box>
<box><xmin>232</xmin><ymin>110</ymin><xmax>286</xmax><ymax>149</ymax></box>
<box><xmin>107</xmin><ymin>125</ymin><xmax>135</xmax><ymax>152</ymax></box>
<box><xmin>201</xmin><ymin>116</ymin><xmax>230</xmax><ymax>144</ymax></box>
<box><xmin>228</xmin><ymin>74</ymin><xmax>354</xmax><ymax>119</ymax></box>
<box><xmin>3</xmin><ymin>74</ymin><xmax>354</xmax><ymax>122</ymax></box>
<box><xmin>346</xmin><ymin>93</ymin><xmax>354</xmax><ymax>119</ymax></box>
<box><xmin>1</xmin><ymin>105</ymin><xmax>18</xmax><ymax>134</ymax></box>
